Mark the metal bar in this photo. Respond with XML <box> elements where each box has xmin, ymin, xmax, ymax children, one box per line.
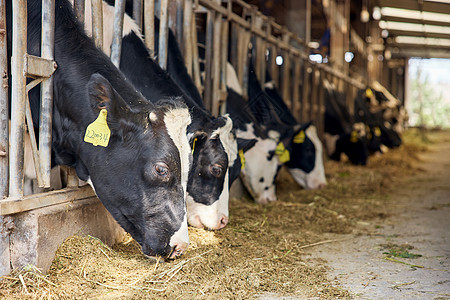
<box><xmin>211</xmin><ymin>0</ymin><xmax>221</xmax><ymax>116</ymax></box>
<box><xmin>203</xmin><ymin>10</ymin><xmax>214</xmax><ymax>111</ymax></box>
<box><xmin>292</xmin><ymin>57</ymin><xmax>301</xmax><ymax>122</ymax></box>
<box><xmin>0</xmin><ymin>186</ymin><xmax>96</xmax><ymax>216</ymax></box>
<box><xmin>91</xmin><ymin>0</ymin><xmax>103</xmax><ymax>49</ymax></box>
<box><xmin>9</xmin><ymin>0</ymin><xmax>27</xmax><ymax>197</ymax></box>
<box><xmin>175</xmin><ymin>0</ymin><xmax>184</xmax><ymax>43</ymax></box>
<box><xmin>25</xmin><ymin>97</ymin><xmax>43</xmax><ymax>187</ymax></box>
<box><xmin>0</xmin><ymin>0</ymin><xmax>8</xmax><ymax>198</ymax></box>
<box><xmin>39</xmin><ymin>0</ymin><xmax>55</xmax><ymax>189</ymax></box>
<box><xmin>110</xmin><ymin>0</ymin><xmax>126</xmax><ymax>68</ymax></box>
<box><xmin>168</xmin><ymin>0</ymin><xmax>177</xmax><ymax>37</ymax></box>
<box><xmin>183</xmin><ymin>0</ymin><xmax>193</xmax><ymax>76</ymax></box>
<box><xmin>301</xmin><ymin>60</ymin><xmax>310</xmax><ymax>123</ymax></box>
<box><xmin>191</xmin><ymin>14</ymin><xmax>203</xmax><ymax>94</ymax></box>
<box><xmin>317</xmin><ymin>69</ymin><xmax>325</xmax><ymax>140</ymax></box>
<box><xmin>144</xmin><ymin>0</ymin><xmax>155</xmax><ymax>55</ymax></box>
<box><xmin>74</xmin><ymin>0</ymin><xmax>85</xmax><ymax>22</ymax></box>
<box><xmin>310</xmin><ymin>66</ymin><xmax>318</xmax><ymax>124</ymax></box>
<box><xmin>158</xmin><ymin>0</ymin><xmax>169</xmax><ymax>69</ymax></box>
<box><xmin>62</xmin><ymin>166</ymin><xmax>79</xmax><ymax>188</ymax></box>
<box><xmin>268</xmin><ymin>44</ymin><xmax>278</xmax><ymax>89</ymax></box>
<box><xmin>133</xmin><ymin>0</ymin><xmax>143</xmax><ymax>29</ymax></box>
<box><xmin>281</xmin><ymin>52</ymin><xmax>290</xmax><ymax>110</ymax></box>
<box><xmin>220</xmin><ymin>13</ymin><xmax>228</xmax><ymax>94</ymax></box>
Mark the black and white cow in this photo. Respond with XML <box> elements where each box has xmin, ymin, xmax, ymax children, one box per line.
<box><xmin>262</xmin><ymin>70</ymin><xmax>327</xmax><ymax>190</ymax></box>
<box><xmin>79</xmin><ymin>0</ymin><xmax>249</xmax><ymax>230</ymax></box>
<box><xmin>323</xmin><ymin>79</ymin><xmax>368</xmax><ymax>165</ymax></box>
<box><xmin>7</xmin><ymin>0</ymin><xmax>191</xmax><ymax>259</ymax></box>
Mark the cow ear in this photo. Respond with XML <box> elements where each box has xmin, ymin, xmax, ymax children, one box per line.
<box><xmin>237</xmin><ymin>138</ymin><xmax>257</xmax><ymax>153</ymax></box>
<box><xmin>190</xmin><ymin>131</ymin><xmax>208</xmax><ymax>153</ymax></box>
<box><xmin>87</xmin><ymin>73</ymin><xmax>131</xmax><ymax>119</ymax></box>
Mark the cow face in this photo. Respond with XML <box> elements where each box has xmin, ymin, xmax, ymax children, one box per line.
<box><xmin>186</xmin><ymin>116</ymin><xmax>237</xmax><ymax>230</ymax></box>
<box><xmin>285</xmin><ymin>124</ymin><xmax>327</xmax><ymax>189</ymax></box>
<box><xmin>80</xmin><ymin>74</ymin><xmax>191</xmax><ymax>259</ymax></box>
<box><xmin>237</xmin><ymin>125</ymin><xmax>280</xmax><ymax>205</ymax></box>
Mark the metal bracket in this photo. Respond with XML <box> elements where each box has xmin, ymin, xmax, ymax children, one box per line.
<box><xmin>23</xmin><ymin>54</ymin><xmax>57</xmax><ymax>79</ymax></box>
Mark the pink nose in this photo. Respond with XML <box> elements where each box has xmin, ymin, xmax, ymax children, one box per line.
<box><xmin>318</xmin><ymin>183</ymin><xmax>327</xmax><ymax>189</ymax></box>
<box><xmin>168</xmin><ymin>241</ymin><xmax>189</xmax><ymax>259</ymax></box>
<box><xmin>217</xmin><ymin>215</ymin><xmax>229</xmax><ymax>229</ymax></box>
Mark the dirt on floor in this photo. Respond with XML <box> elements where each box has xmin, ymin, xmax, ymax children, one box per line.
<box><xmin>0</xmin><ymin>129</ymin><xmax>446</xmax><ymax>299</ymax></box>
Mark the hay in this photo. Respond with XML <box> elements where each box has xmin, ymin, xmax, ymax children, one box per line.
<box><xmin>0</xmin><ymin>129</ymin><xmax>436</xmax><ymax>299</ymax></box>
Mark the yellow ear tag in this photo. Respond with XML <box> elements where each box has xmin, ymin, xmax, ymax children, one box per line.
<box><xmin>191</xmin><ymin>138</ymin><xmax>198</xmax><ymax>155</ymax></box>
<box><xmin>366</xmin><ymin>125</ymin><xmax>372</xmax><ymax>140</ymax></box>
<box><xmin>84</xmin><ymin>109</ymin><xmax>111</xmax><ymax>147</ymax></box>
<box><xmin>374</xmin><ymin>126</ymin><xmax>381</xmax><ymax>137</ymax></box>
<box><xmin>238</xmin><ymin>149</ymin><xmax>246</xmax><ymax>170</ymax></box>
<box><xmin>365</xmin><ymin>88</ymin><xmax>373</xmax><ymax>98</ymax></box>
<box><xmin>350</xmin><ymin>131</ymin><xmax>358</xmax><ymax>143</ymax></box>
<box><xmin>293</xmin><ymin>130</ymin><xmax>305</xmax><ymax>144</ymax></box>
<box><xmin>275</xmin><ymin>142</ymin><xmax>290</xmax><ymax>163</ymax></box>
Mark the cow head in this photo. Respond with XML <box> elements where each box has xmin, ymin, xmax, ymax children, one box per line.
<box><xmin>186</xmin><ymin>115</ymin><xmax>238</xmax><ymax>230</ymax></box>
<box><xmin>73</xmin><ymin>74</ymin><xmax>191</xmax><ymax>259</ymax></box>
<box><xmin>285</xmin><ymin>123</ymin><xmax>327</xmax><ymax>189</ymax></box>
<box><xmin>228</xmin><ymin>137</ymin><xmax>258</xmax><ymax>184</ymax></box>
<box><xmin>235</xmin><ymin>124</ymin><xmax>280</xmax><ymax>205</ymax></box>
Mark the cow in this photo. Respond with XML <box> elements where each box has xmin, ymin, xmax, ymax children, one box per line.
<box><xmin>262</xmin><ymin>70</ymin><xmax>327</xmax><ymax>190</ymax></box>
<box><xmin>7</xmin><ymin>0</ymin><xmax>191</xmax><ymax>259</ymax></box>
<box><xmin>78</xmin><ymin>0</ymin><xmax>255</xmax><ymax>230</ymax></box>
<box><xmin>322</xmin><ymin>79</ymin><xmax>368</xmax><ymax>165</ymax></box>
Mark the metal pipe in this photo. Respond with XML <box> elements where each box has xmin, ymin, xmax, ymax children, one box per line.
<box><xmin>0</xmin><ymin>0</ymin><xmax>8</xmax><ymax>198</ymax></box>
<box><xmin>158</xmin><ymin>0</ymin><xmax>169</xmax><ymax>69</ymax></box>
<box><xmin>133</xmin><ymin>0</ymin><xmax>143</xmax><ymax>29</ymax></box>
<box><xmin>203</xmin><ymin>10</ymin><xmax>214</xmax><ymax>111</ymax></box>
<box><xmin>39</xmin><ymin>0</ymin><xmax>55</xmax><ymax>188</ymax></box>
<box><xmin>9</xmin><ymin>0</ymin><xmax>27</xmax><ymax>197</ymax></box>
<box><xmin>91</xmin><ymin>0</ymin><xmax>103</xmax><ymax>49</ymax></box>
<box><xmin>301</xmin><ymin>60</ymin><xmax>310</xmax><ymax>123</ymax></box>
<box><xmin>74</xmin><ymin>0</ymin><xmax>85</xmax><ymax>22</ymax></box>
<box><xmin>292</xmin><ymin>58</ymin><xmax>301</xmax><ymax>121</ymax></box>
<box><xmin>211</xmin><ymin>0</ymin><xmax>221</xmax><ymax>116</ymax></box>
<box><xmin>111</xmin><ymin>0</ymin><xmax>126</xmax><ymax>68</ymax></box>
<box><xmin>175</xmin><ymin>0</ymin><xmax>184</xmax><ymax>42</ymax></box>
<box><xmin>183</xmin><ymin>0</ymin><xmax>193</xmax><ymax>76</ymax></box>
<box><xmin>144</xmin><ymin>0</ymin><xmax>155</xmax><ymax>55</ymax></box>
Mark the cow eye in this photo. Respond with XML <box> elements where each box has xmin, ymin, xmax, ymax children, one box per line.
<box><xmin>154</xmin><ymin>162</ymin><xmax>169</xmax><ymax>178</ymax></box>
<box><xmin>210</xmin><ymin>164</ymin><xmax>223</xmax><ymax>178</ymax></box>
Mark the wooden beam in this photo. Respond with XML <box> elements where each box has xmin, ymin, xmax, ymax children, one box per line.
<box><xmin>376</xmin><ymin>0</ymin><xmax>450</xmax><ymax>15</ymax></box>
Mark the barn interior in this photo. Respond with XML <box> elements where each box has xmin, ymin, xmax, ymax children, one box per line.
<box><xmin>0</xmin><ymin>0</ymin><xmax>449</xmax><ymax>298</ymax></box>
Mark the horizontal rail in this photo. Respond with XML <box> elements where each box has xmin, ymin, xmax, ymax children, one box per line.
<box><xmin>0</xmin><ymin>185</ymin><xmax>96</xmax><ymax>215</ymax></box>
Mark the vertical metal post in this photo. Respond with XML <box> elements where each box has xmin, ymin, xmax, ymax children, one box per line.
<box><xmin>74</xmin><ymin>0</ymin><xmax>85</xmax><ymax>22</ymax></box>
<box><xmin>144</xmin><ymin>0</ymin><xmax>155</xmax><ymax>54</ymax></box>
<box><xmin>91</xmin><ymin>0</ymin><xmax>103</xmax><ymax>49</ymax></box>
<box><xmin>158</xmin><ymin>0</ymin><xmax>169</xmax><ymax>69</ymax></box>
<box><xmin>301</xmin><ymin>59</ymin><xmax>310</xmax><ymax>123</ymax></box>
<box><xmin>229</xmin><ymin>22</ymin><xmax>238</xmax><ymax>72</ymax></box>
<box><xmin>175</xmin><ymin>0</ymin><xmax>184</xmax><ymax>44</ymax></box>
<box><xmin>317</xmin><ymin>69</ymin><xmax>325</xmax><ymax>140</ymax></box>
<box><xmin>204</xmin><ymin>10</ymin><xmax>214</xmax><ymax>111</ymax></box>
<box><xmin>292</xmin><ymin>56</ymin><xmax>301</xmax><ymax>122</ymax></box>
<box><xmin>281</xmin><ymin>52</ymin><xmax>290</xmax><ymax>110</ymax></box>
<box><xmin>10</xmin><ymin>0</ymin><xmax>27</xmax><ymax>197</ymax></box>
<box><xmin>191</xmin><ymin>14</ymin><xmax>202</xmax><ymax>94</ymax></box>
<box><xmin>211</xmin><ymin>0</ymin><xmax>221</xmax><ymax>116</ymax></box>
<box><xmin>183</xmin><ymin>0</ymin><xmax>193</xmax><ymax>76</ymax></box>
<box><xmin>0</xmin><ymin>0</ymin><xmax>8</xmax><ymax>198</ymax></box>
<box><xmin>111</xmin><ymin>0</ymin><xmax>126</xmax><ymax>68</ymax></box>
<box><xmin>39</xmin><ymin>0</ymin><xmax>55</xmax><ymax>188</ymax></box>
<box><xmin>133</xmin><ymin>0</ymin><xmax>143</xmax><ymax>29</ymax></box>
<box><xmin>310</xmin><ymin>66</ymin><xmax>318</xmax><ymax>124</ymax></box>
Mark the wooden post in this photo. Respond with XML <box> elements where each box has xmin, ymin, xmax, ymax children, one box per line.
<box><xmin>133</xmin><ymin>0</ymin><xmax>143</xmax><ymax>29</ymax></box>
<box><xmin>310</xmin><ymin>66</ymin><xmax>319</xmax><ymax>124</ymax></box>
<box><xmin>317</xmin><ymin>69</ymin><xmax>325</xmax><ymax>140</ymax></box>
<box><xmin>74</xmin><ymin>0</ymin><xmax>85</xmax><ymax>22</ymax></box>
<box><xmin>301</xmin><ymin>59</ymin><xmax>310</xmax><ymax>123</ymax></box>
<box><xmin>211</xmin><ymin>0</ymin><xmax>222</xmax><ymax>116</ymax></box>
<box><xmin>281</xmin><ymin>32</ymin><xmax>291</xmax><ymax>110</ymax></box>
<box><xmin>204</xmin><ymin>10</ymin><xmax>214</xmax><ymax>111</ymax></box>
<box><xmin>191</xmin><ymin>13</ymin><xmax>203</xmax><ymax>94</ymax></box>
<box><xmin>183</xmin><ymin>0</ymin><xmax>193</xmax><ymax>75</ymax></box>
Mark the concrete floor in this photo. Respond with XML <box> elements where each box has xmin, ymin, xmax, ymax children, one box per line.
<box><xmin>307</xmin><ymin>132</ymin><xmax>450</xmax><ymax>299</ymax></box>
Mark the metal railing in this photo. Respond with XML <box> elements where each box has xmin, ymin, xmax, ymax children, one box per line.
<box><xmin>0</xmin><ymin>0</ymin><xmax>367</xmax><ymax>215</ymax></box>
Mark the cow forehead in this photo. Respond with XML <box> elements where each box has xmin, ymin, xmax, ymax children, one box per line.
<box><xmin>163</xmin><ymin>107</ymin><xmax>192</xmax><ymax>194</ymax></box>
<box><xmin>211</xmin><ymin>116</ymin><xmax>237</xmax><ymax>167</ymax></box>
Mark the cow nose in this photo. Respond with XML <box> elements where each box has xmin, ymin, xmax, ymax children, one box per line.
<box><xmin>168</xmin><ymin>241</ymin><xmax>189</xmax><ymax>260</ymax></box>
<box><xmin>318</xmin><ymin>183</ymin><xmax>327</xmax><ymax>189</ymax></box>
<box><xmin>217</xmin><ymin>215</ymin><xmax>229</xmax><ymax>229</ymax></box>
